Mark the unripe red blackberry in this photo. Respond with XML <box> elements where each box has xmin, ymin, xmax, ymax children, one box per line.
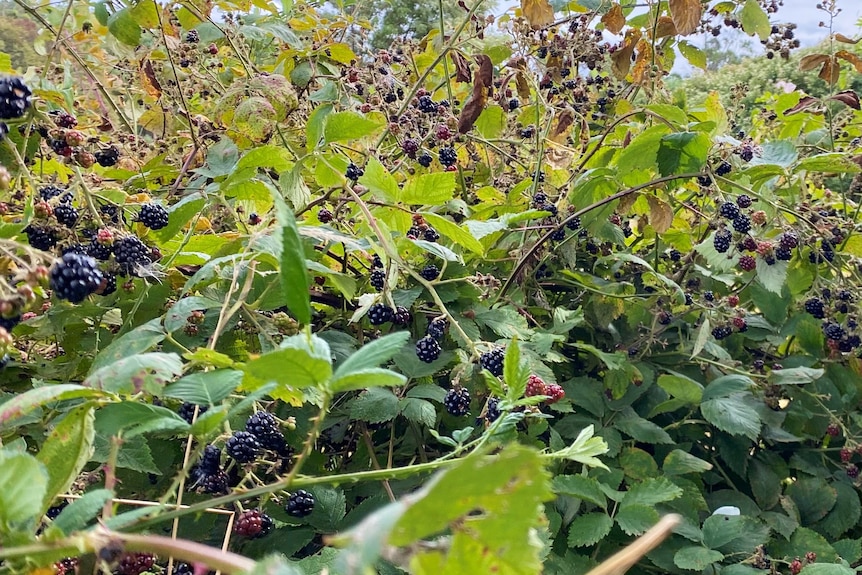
<box><xmin>233</xmin><ymin>509</ymin><xmax>274</xmax><ymax>538</ymax></box>
<box><xmin>525</xmin><ymin>374</ymin><xmax>546</xmax><ymax>397</ymax></box>
<box><xmin>116</xmin><ymin>553</ymin><xmax>155</xmax><ymax>575</ymax></box>
<box><xmin>545</xmin><ymin>383</ymin><xmax>565</xmax><ymax>403</ymax></box>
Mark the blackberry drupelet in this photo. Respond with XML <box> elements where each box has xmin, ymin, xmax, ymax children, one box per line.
<box><xmin>178</xmin><ymin>402</ymin><xmax>207</xmax><ymax>424</ymax></box>
<box><xmin>113</xmin><ymin>236</ymin><xmax>151</xmax><ymax>276</ymax></box>
<box><xmin>732</xmin><ymin>214</ymin><xmax>752</xmax><ymax>233</ymax></box>
<box><xmin>426</xmin><ymin>318</ymin><xmax>447</xmax><ymax>340</ymax></box>
<box><xmin>225</xmin><ymin>431</ymin><xmax>261</xmax><ymax>463</ymax></box>
<box><xmin>367</xmin><ymin>303</ymin><xmax>394</xmax><ymax>325</ymax></box>
<box><xmin>53</xmin><ymin>111</ymin><xmax>77</xmax><ymax>128</ymax></box>
<box><xmin>736</xmin><ymin>194</ymin><xmax>752</xmax><ymax>208</ymax></box>
<box><xmin>370</xmin><ymin>269</ymin><xmax>385</xmax><ymax>291</ymax></box>
<box><xmin>138</xmin><ymin>203</ymin><xmax>169</xmax><ymax>230</ymax></box>
<box><xmin>97</xmin><ymin>272</ymin><xmax>116</xmax><ymax>295</ymax></box>
<box><xmin>372</xmin><ymin>254</ymin><xmax>383</xmax><ymax>268</ymax></box>
<box><xmin>407</xmin><ymin>226</ymin><xmax>422</xmax><ymax>239</ymax></box>
<box><xmin>443</xmin><ymin>387</ymin><xmax>470</xmax><ymax>416</ymax></box>
<box><xmin>711</xmin><ymin>325</ymin><xmax>733</xmax><ymax>340</ymax></box>
<box><xmin>234</xmin><ymin>509</ymin><xmax>274</xmax><ymax>538</ymax></box>
<box><xmin>480</xmin><ymin>347</ymin><xmax>505</xmax><ymax>377</ymax></box>
<box><xmin>0</xmin><ymin>76</ymin><xmax>31</xmax><ymax>119</ymax></box>
<box><xmin>540</xmin><ymin>203</ymin><xmax>558</xmax><ymax>217</ymax></box>
<box><xmin>415</xmin><ymin>335</ymin><xmax>442</xmax><ymax>363</ymax></box>
<box><xmin>50</xmin><ymin>253</ymin><xmax>104</xmax><ymax>303</ymax></box>
<box><xmin>719</xmin><ymin>202</ymin><xmax>740</xmax><ymax>219</ymax></box>
<box><xmin>54</xmin><ymin>203</ymin><xmax>78</xmax><ymax>227</ymax></box>
<box><xmin>438</xmin><ymin>147</ymin><xmax>457</xmax><ymax>167</ymax></box>
<box><xmin>420</xmin><ymin>264</ymin><xmax>439</xmax><ymax>281</ymax></box>
<box><xmin>95</xmin><ymin>146</ymin><xmax>120</xmax><ymax>167</ymax></box>
<box><xmin>713</xmin><ymin>229</ymin><xmax>732</xmax><ymax>253</ymax></box>
<box><xmin>24</xmin><ymin>225</ymin><xmax>58</xmax><ymax>251</ymax></box>
<box><xmin>393</xmin><ymin>306</ymin><xmax>411</xmax><ymax>326</ymax></box>
<box><xmin>345</xmin><ymin>162</ymin><xmax>364</xmax><ymax>181</ymax></box>
<box><xmin>61</xmin><ymin>243</ymin><xmax>86</xmax><ymax>256</ymax></box>
<box><xmin>804</xmin><ymin>297</ymin><xmax>825</xmax><ymax>318</ymax></box>
<box><xmin>286</xmin><ymin>490</ymin><xmax>315</xmax><ymax>517</ymax></box>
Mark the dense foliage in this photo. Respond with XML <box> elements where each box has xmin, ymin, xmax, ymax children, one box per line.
<box><xmin>2</xmin><ymin>0</ymin><xmax>862</xmax><ymax>574</ymax></box>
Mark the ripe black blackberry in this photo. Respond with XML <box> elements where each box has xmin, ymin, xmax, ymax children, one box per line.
<box><xmin>246</xmin><ymin>411</ymin><xmax>286</xmax><ymax>451</ymax></box>
<box><xmin>739</xmin><ymin>255</ymin><xmax>757</xmax><ymax>271</ymax></box>
<box><xmin>234</xmin><ymin>509</ymin><xmax>274</xmax><ymax>538</ymax></box>
<box><xmin>415</xmin><ymin>335</ymin><xmax>442</xmax><ymax>363</ymax></box>
<box><xmin>372</xmin><ymin>254</ymin><xmax>383</xmax><ymax>268</ymax></box>
<box><xmin>550</xmin><ymin>227</ymin><xmax>565</xmax><ymax>242</ymax></box>
<box><xmin>113</xmin><ymin>236</ymin><xmax>151</xmax><ymax>276</ymax></box>
<box><xmin>50</xmin><ymin>253</ymin><xmax>104</xmax><ymax>304</ymax></box>
<box><xmin>443</xmin><ymin>387</ymin><xmax>470</xmax><ymax>416</ymax></box>
<box><xmin>779</xmin><ymin>231</ymin><xmax>799</xmax><ymax>249</ymax></box>
<box><xmin>713</xmin><ymin>229</ymin><xmax>732</xmax><ymax>253</ymax></box>
<box><xmin>804</xmin><ymin>297</ymin><xmax>826</xmax><ymax>319</ymax></box>
<box><xmin>711</xmin><ymin>325</ymin><xmax>733</xmax><ymax>340</ymax></box>
<box><xmin>286</xmin><ymin>490</ymin><xmax>315</xmax><ymax>518</ymax></box>
<box><xmin>420</xmin><ymin>264</ymin><xmax>439</xmax><ymax>281</ymax></box>
<box><xmin>370</xmin><ymin>269</ymin><xmax>385</xmax><ymax>291</ymax></box>
<box><xmin>178</xmin><ymin>402</ymin><xmax>207</xmax><ymax>424</ymax></box>
<box><xmin>719</xmin><ymin>202</ymin><xmax>740</xmax><ymax>219</ymax></box>
<box><xmin>715</xmin><ymin>161</ymin><xmax>732</xmax><ymax>176</ymax></box>
<box><xmin>138</xmin><ymin>203</ymin><xmax>169</xmax><ymax>230</ymax></box>
<box><xmin>508</xmin><ymin>98</ymin><xmax>520</xmax><ymax>111</ymax></box>
<box><xmin>417</xmin><ymin>95</ymin><xmax>437</xmax><ymax>113</ymax></box>
<box><xmin>736</xmin><ymin>194</ymin><xmax>752</xmax><ymax>208</ymax></box>
<box><xmin>317</xmin><ymin>208</ymin><xmax>333</xmax><ymax>223</ymax></box>
<box><xmin>520</xmin><ymin>126</ymin><xmax>535</xmax><ymax>138</ymax></box>
<box><xmin>775</xmin><ymin>245</ymin><xmax>792</xmax><ymax>261</ymax></box>
<box><xmin>438</xmin><ymin>147</ymin><xmax>457</xmax><ymax>167</ymax></box>
<box><xmin>225</xmin><ymin>431</ymin><xmax>261</xmax><ymax>463</ymax></box>
<box><xmin>842</xmin><ymin>335</ymin><xmax>862</xmax><ymax>351</ymax></box>
<box><xmin>199</xmin><ymin>469</ymin><xmax>229</xmax><ymax>494</ymax></box>
<box><xmin>697</xmin><ymin>174</ymin><xmax>712</xmax><ymax>187</ymax></box>
<box><xmin>172</xmin><ymin>564</ymin><xmax>193</xmax><ymax>575</ymax></box>
<box><xmin>368</xmin><ymin>303</ymin><xmax>393</xmax><ymax>325</ymax></box>
<box><xmin>732</xmin><ymin>214</ymin><xmax>752</xmax><ymax>234</ymax></box>
<box><xmin>345</xmin><ymin>162</ymin><xmax>363</xmax><ymax>181</ymax></box>
<box><xmin>480</xmin><ymin>347</ymin><xmax>505</xmax><ymax>377</ymax></box>
<box><xmin>61</xmin><ymin>243</ymin><xmax>87</xmax><ymax>256</ymax></box>
<box><xmin>839</xmin><ymin>289</ymin><xmax>853</xmax><ymax>302</ymax></box>
<box><xmin>39</xmin><ymin>185</ymin><xmax>65</xmax><ymax>201</ymax></box>
<box><xmin>823</xmin><ymin>322</ymin><xmax>845</xmax><ymax>341</ymax></box>
<box><xmin>24</xmin><ymin>225</ymin><xmax>58</xmax><ymax>251</ymax></box>
<box><xmin>426</xmin><ymin>317</ymin><xmax>448</xmax><ymax>340</ymax></box>
<box><xmin>739</xmin><ymin>145</ymin><xmax>754</xmax><ymax>162</ymax></box>
<box><xmin>417</xmin><ymin>152</ymin><xmax>433</xmax><ymax>167</ymax></box>
<box><xmin>540</xmin><ymin>203</ymin><xmax>558</xmax><ymax>217</ymax></box>
<box><xmin>54</xmin><ymin>203</ymin><xmax>78</xmax><ymax>228</ymax></box>
<box><xmin>810</xmin><ymin>241</ymin><xmax>835</xmax><ymax>263</ymax></box>
<box><xmin>185</xmin><ymin>29</ymin><xmax>200</xmax><ymax>43</ymax></box>
<box><xmin>393</xmin><ymin>306</ymin><xmax>411</xmax><ymax>326</ymax></box>
<box><xmin>423</xmin><ymin>227</ymin><xmax>440</xmax><ymax>242</ymax></box>
<box><xmin>117</xmin><ymin>553</ymin><xmax>155</xmax><ymax>575</ymax></box>
<box><xmin>94</xmin><ymin>146</ymin><xmax>120</xmax><ymax>167</ymax></box>
<box><xmin>87</xmin><ymin>240</ymin><xmax>112</xmax><ymax>261</ymax></box>
<box><xmin>531</xmin><ymin>192</ymin><xmax>548</xmax><ymax>208</ymax></box>
<box><xmin>485</xmin><ymin>397</ymin><xmax>501</xmax><ymax>422</ymax></box>
<box><xmin>200</xmin><ymin>445</ymin><xmax>222</xmax><ymax>474</ymax></box>
<box><xmin>0</xmin><ymin>76</ymin><xmax>31</xmax><ymax>119</ymax></box>
<box><xmin>566</xmin><ymin>215</ymin><xmax>582</xmax><ymax>230</ymax></box>
<box><xmin>100</xmin><ymin>204</ymin><xmax>123</xmax><ymax>224</ymax></box>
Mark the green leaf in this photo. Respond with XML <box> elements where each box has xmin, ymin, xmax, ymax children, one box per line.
<box><xmin>0</xmin><ymin>385</ymin><xmax>106</xmax><ymax>430</ymax></box>
<box><xmin>401</xmin><ymin>172</ymin><xmax>456</xmax><ymax>205</ymax></box>
<box><xmin>756</xmin><ymin>259</ymin><xmax>788</xmax><ymax>294</ymax></box>
<box><xmin>787</xmin><ymin>478</ymin><xmax>838</xmax><ymax>525</ymax></box>
<box><xmin>615</xmin><ymin>503</ymin><xmax>659</xmax><ymax>535</ymax></box>
<box><xmin>614</xmin><ymin>408</ymin><xmax>674</xmax><ymax>444</ymax></box>
<box><xmin>323</xmin><ymin>111</ymin><xmax>381</xmax><ymax>143</ymax></box>
<box><xmin>420</xmin><ymin>213</ymin><xmax>484</xmax><ymax>255</ymax></box>
<box><xmin>622</xmin><ymin>477</ymin><xmax>683</xmax><ymax>507</ymax></box>
<box><xmin>36</xmin><ymin>406</ymin><xmax>95</xmax><ymax>514</ymax></box>
<box><xmin>334</xmin><ymin>332</ymin><xmax>410</xmax><ymax>379</ymax></box>
<box><xmin>244</xmin><ymin>334</ymin><xmax>332</xmax><ymax>391</ymax></box>
<box><xmin>91</xmin><ymin>318</ymin><xmax>165</xmax><ymax>371</ymax></box>
<box><xmin>84</xmin><ymin>353</ymin><xmax>183</xmax><ymax>395</ymax></box>
<box><xmin>248</xmin><ymin>556</ymin><xmax>305</xmax><ymax>575</ymax></box>
<box><xmin>399</xmin><ymin>397</ymin><xmax>436</xmax><ymax>427</ymax></box>
<box><xmin>796</xmin><ymin>153</ymin><xmax>861</xmax><ymax>174</ymax></box>
<box><xmin>739</xmin><ymin>0</ymin><xmax>771</xmax><ymax>39</ymax></box>
<box><xmin>349</xmin><ymin>387</ymin><xmax>400</xmax><ymax>423</ymax></box>
<box><xmin>475</xmin><ymin>105</ymin><xmax>506</xmax><ymax>139</ymax></box>
<box><xmin>107</xmin><ymin>7</ymin><xmax>141</xmax><ymax>45</ymax></box>
<box><xmin>674</xmin><ymin>546</ymin><xmax>724</xmax><ymax>571</ymax></box>
<box><xmin>358</xmin><ymin>156</ymin><xmax>399</xmax><ymax>202</ymax></box>
<box><xmin>164</xmin><ymin>297</ymin><xmax>222</xmax><ymax>333</ymax></box>
<box><xmin>678</xmin><ymin>40</ymin><xmax>707</xmax><ymax>70</ymax></box>
<box><xmin>771</xmin><ymin>527</ymin><xmax>839</xmax><ymax>563</ymax></box>
<box><xmin>552</xmin><ymin>475</ymin><xmax>607</xmax><ymax>508</ymax></box>
<box><xmin>615</xmin><ymin>125</ymin><xmax>668</xmax><ymax>172</ymax></box>
<box><xmin>329</xmin><ymin>368</ymin><xmax>406</xmax><ymax>393</ymax></box>
<box><xmin>816</xmin><ymin>482</ymin><xmax>861</xmax><ymax>538</ymax></box>
<box><xmin>504</xmin><ymin>338</ymin><xmax>528</xmax><ymax>400</ymax></box>
<box><xmin>52</xmin><ymin>489</ymin><xmax>114</xmax><ymax>535</ymax></box>
<box><xmin>799</xmin><ymin>565</ymin><xmax>856</xmax><ymax>575</ymax></box>
<box><xmin>749</xmin><ymin>460</ymin><xmax>781</xmax><ymax>510</ymax></box>
<box><xmin>656</xmin><ymin>132</ymin><xmax>709</xmax><ymax>177</ymax></box>
<box><xmin>550</xmin><ymin>425</ymin><xmax>609</xmax><ymax>469</ymax></box>
<box><xmin>702</xmin><ymin>375</ymin><xmax>755</xmax><ymax>401</ymax></box>
<box><xmin>567</xmin><ymin>513</ymin><xmax>613</xmax><ymax>547</ymax></box>
<box><xmin>237</xmin><ymin>145</ymin><xmax>294</xmax><ymax>172</ymax></box>
<box><xmin>307</xmin><ymin>103</ymin><xmax>333</xmax><ymax>148</ymax></box>
<box><xmin>0</xmin><ymin>451</ymin><xmax>48</xmax><ymax>527</ymax></box>
<box><xmin>658</xmin><ymin>374</ymin><xmax>703</xmax><ymax>403</ymax></box>
<box><xmin>163</xmin><ymin>370</ymin><xmax>244</xmax><ymax>404</ymax></box>
<box><xmin>768</xmin><ymin>367</ymin><xmax>825</xmax><ymax>385</ymax></box>
<box><xmin>94</xmin><ymin>433</ymin><xmax>159</xmax><ymax>474</ymax></box>
<box><xmin>272</xmin><ymin>189</ymin><xmax>311</xmax><ymax>325</ymax></box>
<box><xmin>95</xmin><ymin>402</ymin><xmax>190</xmax><ymax>438</ymax></box>
<box><xmin>411</xmin><ymin>238</ymin><xmax>463</xmax><ymax>263</ymax></box>
<box><xmin>280</xmin><ymin>162</ymin><xmax>311</xmax><ymax>210</ymax></box>
<box><xmin>701</xmin><ymin>394</ymin><xmax>761</xmax><ymax>440</ymax></box>
<box><xmin>663</xmin><ymin>450</ymin><xmax>713</xmax><ymax>475</ymax></box>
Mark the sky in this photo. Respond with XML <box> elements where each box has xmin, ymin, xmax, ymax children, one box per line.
<box><xmin>780</xmin><ymin>0</ymin><xmax>862</xmax><ymax>47</ymax></box>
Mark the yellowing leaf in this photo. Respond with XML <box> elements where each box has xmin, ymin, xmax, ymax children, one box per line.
<box><xmin>521</xmin><ymin>0</ymin><xmax>554</xmax><ymax>29</ymax></box>
<box><xmin>668</xmin><ymin>0</ymin><xmax>702</xmax><ymax>35</ymax></box>
<box><xmin>837</xmin><ymin>50</ymin><xmax>862</xmax><ymax>73</ymax></box>
<box><xmin>647</xmin><ymin>195</ymin><xmax>673</xmax><ymax>234</ymax></box>
<box><xmin>602</xmin><ymin>3</ymin><xmax>626</xmax><ymax>35</ymax></box>
<box><xmin>325</xmin><ymin>42</ymin><xmax>357</xmax><ymax>64</ymax></box>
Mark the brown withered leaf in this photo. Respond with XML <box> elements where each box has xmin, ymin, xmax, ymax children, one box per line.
<box><xmin>610</xmin><ymin>29</ymin><xmax>641</xmax><ymax>79</ymax></box>
<box><xmin>653</xmin><ymin>16</ymin><xmax>677</xmax><ymax>38</ymax></box>
<box><xmin>617</xmin><ymin>192</ymin><xmax>637</xmax><ymax>215</ymax></box>
<box><xmin>544</xmin><ymin>144</ymin><xmax>574</xmax><ymax>170</ymax></box>
<box><xmin>475</xmin><ymin>54</ymin><xmax>493</xmax><ymax>96</ymax></box>
<box><xmin>450</xmin><ymin>51</ymin><xmax>472</xmax><ymax>83</ymax></box>
<box><xmin>458</xmin><ymin>56</ymin><xmax>493</xmax><ymax>134</ymax></box>
<box><xmin>602</xmin><ymin>3</ymin><xmax>626</xmax><ymax>35</ymax></box>
<box><xmin>785</xmin><ymin>95</ymin><xmax>819</xmax><ymax>115</ymax></box>
<box><xmin>836</xmin><ymin>50</ymin><xmax>862</xmax><ymax>73</ymax></box>
<box><xmin>631</xmin><ymin>39</ymin><xmax>653</xmax><ymax>85</ymax></box>
<box><xmin>835</xmin><ymin>33</ymin><xmax>860</xmax><ymax>44</ymax></box>
<box><xmin>800</xmin><ymin>53</ymin><xmax>830</xmax><ymax>71</ymax></box>
<box><xmin>819</xmin><ymin>58</ymin><xmax>839</xmax><ymax>84</ymax></box>
<box><xmin>668</xmin><ymin>0</ymin><xmax>702</xmax><ymax>36</ymax></box>
<box><xmin>647</xmin><ymin>195</ymin><xmax>673</xmax><ymax>234</ymax></box>
<box><xmin>830</xmin><ymin>90</ymin><xmax>861</xmax><ymax>110</ymax></box>
<box><xmin>521</xmin><ymin>0</ymin><xmax>554</xmax><ymax>29</ymax></box>
<box><xmin>141</xmin><ymin>59</ymin><xmax>162</xmax><ymax>98</ymax></box>
<box><xmin>551</xmin><ymin>109</ymin><xmax>574</xmax><ymax>142</ymax></box>
<box><xmin>516</xmin><ymin>71</ymin><xmax>531</xmax><ymax>100</ymax></box>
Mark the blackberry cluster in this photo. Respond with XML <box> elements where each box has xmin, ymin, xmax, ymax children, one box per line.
<box><xmin>711</xmin><ymin>325</ymin><xmax>733</xmax><ymax>340</ymax></box>
<box><xmin>95</xmin><ymin>146</ymin><xmax>120</xmax><ymax>167</ymax></box>
<box><xmin>438</xmin><ymin>147</ymin><xmax>457</xmax><ymax>167</ymax></box>
<box><xmin>138</xmin><ymin>203</ymin><xmax>169</xmax><ymax>230</ymax></box>
<box><xmin>178</xmin><ymin>402</ymin><xmax>207</xmax><ymax>424</ymax></box>
<box><xmin>234</xmin><ymin>509</ymin><xmax>274</xmax><ymax>538</ymax></box>
<box><xmin>417</xmin><ymin>95</ymin><xmax>437</xmax><ymax>113</ymax></box>
<box><xmin>286</xmin><ymin>490</ymin><xmax>315</xmax><ymax>517</ymax></box>
<box><xmin>719</xmin><ymin>202</ymin><xmax>740</xmax><ymax>219</ymax></box>
<box><xmin>420</xmin><ymin>265</ymin><xmax>439</xmax><ymax>281</ymax></box>
<box><xmin>24</xmin><ymin>225</ymin><xmax>58</xmax><ymax>251</ymax></box>
<box><xmin>113</xmin><ymin>236</ymin><xmax>151</xmax><ymax>276</ymax></box>
<box><xmin>245</xmin><ymin>411</ymin><xmax>286</xmax><ymax>451</ymax></box>
<box><xmin>50</xmin><ymin>253</ymin><xmax>104</xmax><ymax>303</ymax></box>
<box><xmin>225</xmin><ymin>431</ymin><xmax>261</xmax><ymax>464</ymax></box>
<box><xmin>426</xmin><ymin>318</ymin><xmax>447</xmax><ymax>340</ymax></box>
<box><xmin>116</xmin><ymin>553</ymin><xmax>155</xmax><ymax>575</ymax></box>
<box><xmin>443</xmin><ymin>387</ymin><xmax>470</xmax><ymax>416</ymax></box>
<box><xmin>393</xmin><ymin>306</ymin><xmax>411</xmax><ymax>326</ymax></box>
<box><xmin>185</xmin><ymin>29</ymin><xmax>200</xmax><ymax>43</ymax></box>
<box><xmin>368</xmin><ymin>303</ymin><xmax>393</xmax><ymax>325</ymax></box>
<box><xmin>415</xmin><ymin>335</ymin><xmax>442</xmax><ymax>363</ymax></box>
<box><xmin>370</xmin><ymin>269</ymin><xmax>385</xmax><ymax>291</ymax></box>
<box><xmin>713</xmin><ymin>229</ymin><xmax>732</xmax><ymax>253</ymax></box>
<box><xmin>0</xmin><ymin>76</ymin><xmax>31</xmax><ymax>119</ymax></box>
<box><xmin>345</xmin><ymin>162</ymin><xmax>364</xmax><ymax>181</ymax></box>
<box><xmin>53</xmin><ymin>203</ymin><xmax>78</xmax><ymax>228</ymax></box>
<box><xmin>804</xmin><ymin>297</ymin><xmax>825</xmax><ymax>319</ymax></box>
<box><xmin>480</xmin><ymin>347</ymin><xmax>505</xmax><ymax>377</ymax></box>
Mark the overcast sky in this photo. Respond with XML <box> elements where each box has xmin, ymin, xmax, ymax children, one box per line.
<box><xmin>781</xmin><ymin>0</ymin><xmax>861</xmax><ymax>47</ymax></box>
